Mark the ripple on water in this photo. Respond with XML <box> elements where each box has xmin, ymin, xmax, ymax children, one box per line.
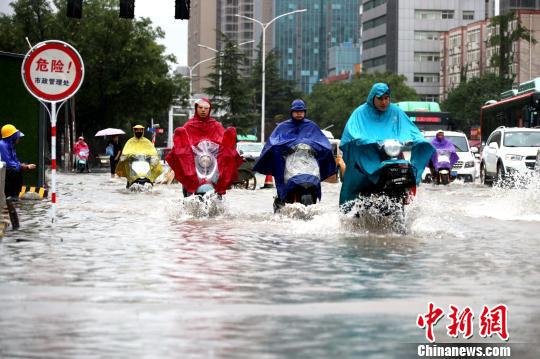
<box><xmin>1</xmin><ymin>173</ymin><xmax>540</xmax><ymax>357</ymax></box>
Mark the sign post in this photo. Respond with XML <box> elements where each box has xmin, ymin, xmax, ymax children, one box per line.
<box><xmin>21</xmin><ymin>40</ymin><xmax>85</xmax><ymax>222</ymax></box>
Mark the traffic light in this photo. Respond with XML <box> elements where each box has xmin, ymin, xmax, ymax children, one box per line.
<box><xmin>119</xmin><ymin>0</ymin><xmax>135</xmax><ymax>19</ymax></box>
<box><xmin>66</xmin><ymin>0</ymin><xmax>82</xmax><ymax>19</ymax></box>
<box><xmin>175</xmin><ymin>0</ymin><xmax>190</xmax><ymax>20</ymax></box>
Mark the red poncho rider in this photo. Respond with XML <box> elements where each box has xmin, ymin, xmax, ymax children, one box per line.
<box><xmin>166</xmin><ymin>98</ymin><xmax>242</xmax><ymax>195</ymax></box>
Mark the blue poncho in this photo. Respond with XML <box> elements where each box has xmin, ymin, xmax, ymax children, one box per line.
<box><xmin>253</xmin><ymin>118</ymin><xmax>336</xmax><ymax>201</ymax></box>
<box><xmin>339</xmin><ymin>83</ymin><xmax>434</xmax><ymax>205</ymax></box>
<box><xmin>0</xmin><ymin>132</ymin><xmax>22</xmax><ymax>170</ymax></box>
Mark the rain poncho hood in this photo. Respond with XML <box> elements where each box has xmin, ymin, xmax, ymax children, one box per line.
<box><xmin>0</xmin><ymin>132</ymin><xmax>23</xmax><ymax>170</ymax></box>
<box><xmin>253</xmin><ymin>118</ymin><xmax>336</xmax><ymax>201</ymax></box>
<box><xmin>165</xmin><ymin>98</ymin><xmax>243</xmax><ymax>195</ymax></box>
<box><xmin>115</xmin><ymin>136</ymin><xmax>163</xmax><ymax>183</ymax></box>
<box><xmin>430</xmin><ymin>136</ymin><xmax>459</xmax><ymax>170</ymax></box>
<box><xmin>339</xmin><ymin>83</ymin><xmax>434</xmax><ymax>204</ymax></box>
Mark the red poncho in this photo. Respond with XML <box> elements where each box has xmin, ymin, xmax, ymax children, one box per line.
<box><xmin>166</xmin><ymin>99</ymin><xmax>243</xmax><ymax>194</ymax></box>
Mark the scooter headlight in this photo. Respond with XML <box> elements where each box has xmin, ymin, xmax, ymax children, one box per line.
<box><xmin>198</xmin><ymin>155</ymin><xmax>212</xmax><ymax>169</ymax></box>
<box><xmin>382</xmin><ymin>139</ymin><xmax>402</xmax><ymax>158</ymax></box>
<box><xmin>132</xmin><ymin>160</ymin><xmax>150</xmax><ymax>175</ymax></box>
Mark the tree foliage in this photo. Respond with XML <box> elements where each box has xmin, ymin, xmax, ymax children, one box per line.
<box><xmin>0</xmin><ymin>0</ymin><xmax>186</xmax><ymax>139</ymax></box>
<box><xmin>441</xmin><ymin>73</ymin><xmax>512</xmax><ymax>129</ymax></box>
<box><xmin>205</xmin><ymin>33</ymin><xmax>254</xmax><ymax>130</ymax></box>
<box><xmin>307</xmin><ymin>72</ymin><xmax>418</xmax><ymax>136</ymax></box>
<box><xmin>488</xmin><ymin>11</ymin><xmax>537</xmax><ymax>79</ymax></box>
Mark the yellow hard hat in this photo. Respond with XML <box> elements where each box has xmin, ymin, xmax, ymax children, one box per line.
<box><xmin>1</xmin><ymin>124</ymin><xmax>19</xmax><ymax>139</ymax></box>
<box><xmin>132</xmin><ymin>125</ymin><xmax>145</xmax><ymax>130</ymax></box>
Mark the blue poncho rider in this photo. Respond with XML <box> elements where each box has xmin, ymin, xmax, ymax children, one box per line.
<box><xmin>339</xmin><ymin>83</ymin><xmax>434</xmax><ymax>206</ymax></box>
<box><xmin>253</xmin><ymin>99</ymin><xmax>336</xmax><ymax>208</ymax></box>
<box><xmin>0</xmin><ymin>124</ymin><xmax>36</xmax><ymax>199</ymax></box>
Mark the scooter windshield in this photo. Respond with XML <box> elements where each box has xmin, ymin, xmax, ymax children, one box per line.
<box><xmin>78</xmin><ymin>148</ymin><xmax>89</xmax><ymax>158</ymax></box>
<box><xmin>192</xmin><ymin>140</ymin><xmax>220</xmax><ymax>183</ymax></box>
<box><xmin>130</xmin><ymin>155</ymin><xmax>151</xmax><ymax>177</ymax></box>
<box><xmin>437</xmin><ymin>149</ymin><xmax>451</xmax><ymax>164</ymax></box>
<box><xmin>284</xmin><ymin>143</ymin><xmax>320</xmax><ymax>182</ymax></box>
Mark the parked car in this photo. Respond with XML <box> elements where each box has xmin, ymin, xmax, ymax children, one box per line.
<box><xmin>422</xmin><ymin>130</ymin><xmax>478</xmax><ymax>182</ymax></box>
<box><xmin>480</xmin><ymin>126</ymin><xmax>540</xmax><ymax>185</ymax></box>
<box><xmin>236</xmin><ymin>141</ymin><xmax>264</xmax><ymax>161</ymax></box>
<box><xmin>97</xmin><ymin>155</ymin><xmax>110</xmax><ymax>168</ymax></box>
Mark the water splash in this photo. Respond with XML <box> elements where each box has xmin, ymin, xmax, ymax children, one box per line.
<box><xmin>277</xmin><ymin>202</ymin><xmax>323</xmax><ymax>220</ymax></box>
<box><xmin>466</xmin><ymin>171</ymin><xmax>540</xmax><ymax>221</ymax></box>
<box><xmin>127</xmin><ymin>182</ymin><xmax>154</xmax><ymax>193</ymax></box>
<box><xmin>175</xmin><ymin>192</ymin><xmax>226</xmax><ymax>218</ymax></box>
<box><xmin>340</xmin><ymin>194</ymin><xmax>409</xmax><ymax>235</ymax></box>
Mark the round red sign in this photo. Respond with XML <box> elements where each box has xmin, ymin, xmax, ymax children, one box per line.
<box><xmin>21</xmin><ymin>40</ymin><xmax>84</xmax><ymax>102</ymax></box>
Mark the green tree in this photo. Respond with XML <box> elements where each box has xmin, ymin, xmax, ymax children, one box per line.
<box><xmin>307</xmin><ymin>72</ymin><xmax>418</xmax><ymax>136</ymax></box>
<box><xmin>441</xmin><ymin>73</ymin><xmax>512</xmax><ymax>130</ymax></box>
<box><xmin>0</xmin><ymin>0</ymin><xmax>185</xmax><ymax>140</ymax></box>
<box><xmin>488</xmin><ymin>11</ymin><xmax>537</xmax><ymax>79</ymax></box>
<box><xmin>205</xmin><ymin>33</ymin><xmax>254</xmax><ymax>130</ymax></box>
<box><xmin>0</xmin><ymin>0</ymin><xmax>55</xmax><ymax>50</ymax></box>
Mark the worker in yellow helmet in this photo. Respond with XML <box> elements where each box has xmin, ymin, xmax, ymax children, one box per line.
<box><xmin>115</xmin><ymin>124</ymin><xmax>162</xmax><ymax>188</ymax></box>
<box><xmin>0</xmin><ymin>124</ymin><xmax>36</xmax><ymax>199</ymax></box>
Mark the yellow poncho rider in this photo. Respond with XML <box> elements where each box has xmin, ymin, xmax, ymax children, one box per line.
<box><xmin>115</xmin><ymin>125</ymin><xmax>163</xmax><ymax>186</ymax></box>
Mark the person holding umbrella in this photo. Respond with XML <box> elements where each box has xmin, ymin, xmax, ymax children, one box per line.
<box><xmin>107</xmin><ymin>135</ymin><xmax>122</xmax><ymax>177</ymax></box>
<box><xmin>95</xmin><ymin>128</ymin><xmax>125</xmax><ymax>178</ymax></box>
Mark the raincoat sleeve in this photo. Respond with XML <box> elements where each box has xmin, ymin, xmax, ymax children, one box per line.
<box><xmin>166</xmin><ymin>127</ymin><xmax>200</xmax><ymax>193</ymax></box>
<box><xmin>214</xmin><ymin>127</ymin><xmax>243</xmax><ymax>194</ymax></box>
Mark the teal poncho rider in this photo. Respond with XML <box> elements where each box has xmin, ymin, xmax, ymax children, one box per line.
<box><xmin>339</xmin><ymin>83</ymin><xmax>434</xmax><ymax>205</ymax></box>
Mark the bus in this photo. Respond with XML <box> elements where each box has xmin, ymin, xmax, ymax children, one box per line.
<box><xmin>396</xmin><ymin>101</ymin><xmax>453</xmax><ymax>131</ymax></box>
<box><xmin>480</xmin><ymin>77</ymin><xmax>540</xmax><ymax>142</ymax></box>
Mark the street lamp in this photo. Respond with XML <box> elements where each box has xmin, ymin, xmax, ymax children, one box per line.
<box><xmin>197</xmin><ymin>40</ymin><xmax>254</xmax><ymax>93</ymax></box>
<box><xmin>236</xmin><ymin>9</ymin><xmax>307</xmax><ymax>142</ymax></box>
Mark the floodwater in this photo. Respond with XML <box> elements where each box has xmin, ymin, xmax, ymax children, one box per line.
<box><xmin>1</xmin><ymin>171</ymin><xmax>540</xmax><ymax>358</ymax></box>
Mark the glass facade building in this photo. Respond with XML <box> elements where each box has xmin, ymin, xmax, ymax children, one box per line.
<box><xmin>274</xmin><ymin>0</ymin><xmax>361</xmax><ymax>93</ymax></box>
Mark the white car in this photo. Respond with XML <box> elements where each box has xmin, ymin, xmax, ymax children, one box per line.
<box><xmin>236</xmin><ymin>141</ymin><xmax>264</xmax><ymax>161</ymax></box>
<box><xmin>422</xmin><ymin>131</ymin><xmax>478</xmax><ymax>182</ymax></box>
<box><xmin>480</xmin><ymin>126</ymin><xmax>540</xmax><ymax>185</ymax></box>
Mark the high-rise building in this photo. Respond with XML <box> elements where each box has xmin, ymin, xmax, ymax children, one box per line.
<box><xmin>499</xmin><ymin>0</ymin><xmax>540</xmax><ymax>14</ymax></box>
<box><xmin>274</xmin><ymin>0</ymin><xmax>361</xmax><ymax>94</ymax></box>
<box><xmin>440</xmin><ymin>10</ymin><xmax>540</xmax><ymax>99</ymax></box>
<box><xmin>361</xmin><ymin>0</ymin><xmax>486</xmax><ymax>102</ymax></box>
<box><xmin>188</xmin><ymin>0</ymin><xmax>274</xmax><ymax>94</ymax></box>
<box><xmin>328</xmin><ymin>42</ymin><xmax>362</xmax><ymax>76</ymax></box>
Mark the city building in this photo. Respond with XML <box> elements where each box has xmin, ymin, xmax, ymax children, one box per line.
<box><xmin>439</xmin><ymin>10</ymin><xmax>540</xmax><ymax>99</ymax></box>
<box><xmin>361</xmin><ymin>0</ymin><xmax>486</xmax><ymax>102</ymax></box>
<box><xmin>188</xmin><ymin>0</ymin><xmax>273</xmax><ymax>94</ymax></box>
<box><xmin>499</xmin><ymin>0</ymin><xmax>540</xmax><ymax>14</ymax></box>
<box><xmin>328</xmin><ymin>42</ymin><xmax>362</xmax><ymax>76</ymax></box>
<box><xmin>274</xmin><ymin>0</ymin><xmax>361</xmax><ymax>93</ymax></box>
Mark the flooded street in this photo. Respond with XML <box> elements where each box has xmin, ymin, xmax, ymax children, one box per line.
<box><xmin>1</xmin><ymin>171</ymin><xmax>540</xmax><ymax>358</ymax></box>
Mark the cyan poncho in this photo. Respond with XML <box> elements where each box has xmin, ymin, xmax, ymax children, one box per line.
<box><xmin>339</xmin><ymin>83</ymin><xmax>434</xmax><ymax>205</ymax></box>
